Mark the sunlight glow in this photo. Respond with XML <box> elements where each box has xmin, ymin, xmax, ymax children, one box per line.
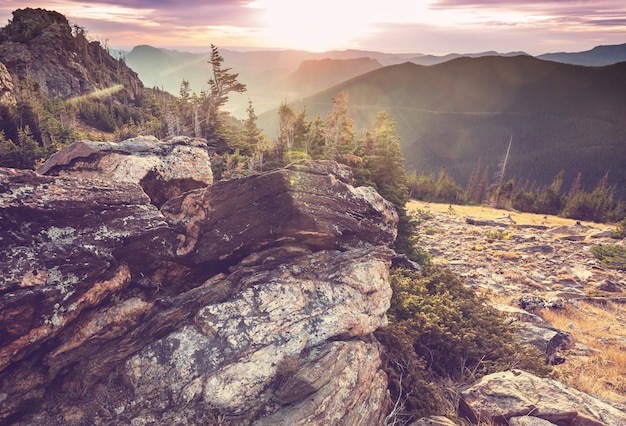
<box><xmin>4</xmin><ymin>0</ymin><xmax>622</xmax><ymax>54</ymax></box>
<box><xmin>53</xmin><ymin>2</ymin><xmax>156</xmax><ymax>26</ymax></box>
<box><xmin>248</xmin><ymin>0</ymin><xmax>436</xmax><ymax>51</ymax></box>
<box><xmin>65</xmin><ymin>84</ymin><xmax>123</xmax><ymax>105</ymax></box>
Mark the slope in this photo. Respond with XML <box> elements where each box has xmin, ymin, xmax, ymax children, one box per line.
<box><xmin>538</xmin><ymin>43</ymin><xmax>626</xmax><ymax>66</ymax></box>
<box><xmin>268</xmin><ymin>55</ymin><xmax>626</xmax><ymax>195</ymax></box>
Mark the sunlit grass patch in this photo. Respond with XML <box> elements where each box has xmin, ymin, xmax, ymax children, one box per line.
<box><xmin>492</xmin><ymin>251</ymin><xmax>520</xmax><ymax>261</ymax></box>
<box><xmin>540</xmin><ymin>300</ymin><xmax>626</xmax><ymax>401</ymax></box>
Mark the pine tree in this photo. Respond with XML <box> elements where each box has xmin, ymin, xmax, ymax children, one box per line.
<box><xmin>567</xmin><ymin>171</ymin><xmax>583</xmax><ymax>200</ymax></box>
<box><xmin>206</xmin><ymin>44</ymin><xmax>247</xmax><ymax>142</ymax></box>
<box><xmin>366</xmin><ymin>111</ymin><xmax>407</xmax><ymax>206</ymax></box>
<box><xmin>466</xmin><ymin>158</ymin><xmax>484</xmax><ymax>204</ymax></box>
<box><xmin>240</xmin><ymin>99</ymin><xmax>262</xmax><ymax>156</ymax></box>
<box><xmin>324</xmin><ymin>92</ymin><xmax>354</xmax><ymax>159</ymax></box>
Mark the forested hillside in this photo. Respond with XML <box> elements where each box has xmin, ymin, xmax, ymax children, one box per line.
<box><xmin>0</xmin><ymin>8</ymin><xmax>169</xmax><ymax>168</ymax></box>
<box><xmin>271</xmin><ymin>55</ymin><xmax>626</xmax><ymax>198</ymax></box>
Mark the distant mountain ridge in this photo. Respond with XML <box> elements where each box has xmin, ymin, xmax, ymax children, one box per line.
<box><xmin>123</xmin><ymin>46</ymin><xmax>416</xmax><ymax>116</ymax></box>
<box><xmin>261</xmin><ymin>55</ymin><xmax>626</xmax><ymax>196</ymax></box>
<box><xmin>282</xmin><ymin>57</ymin><xmax>382</xmax><ymax>97</ymax></box>
<box><xmin>123</xmin><ymin>42</ymin><xmax>626</xmax><ymax>119</ymax></box>
<box><xmin>537</xmin><ymin>43</ymin><xmax>626</xmax><ymax>66</ymax></box>
<box><xmin>409</xmin><ymin>50</ymin><xmax>529</xmax><ymax>66</ymax></box>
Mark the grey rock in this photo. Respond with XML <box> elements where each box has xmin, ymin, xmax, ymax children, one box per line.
<box><xmin>0</xmin><ymin>61</ymin><xmax>15</xmax><ymax>105</ymax></box>
<box><xmin>1</xmin><ymin>160</ymin><xmax>395</xmax><ymax>425</ymax></box>
<box><xmin>161</xmin><ymin>160</ymin><xmax>398</xmax><ymax>266</ymax></box>
<box><xmin>461</xmin><ymin>370</ymin><xmax>626</xmax><ymax>425</ymax></box>
<box><xmin>38</xmin><ymin>136</ymin><xmax>213</xmax><ymax>207</ymax></box>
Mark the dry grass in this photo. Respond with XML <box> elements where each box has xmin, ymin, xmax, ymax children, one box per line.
<box><xmin>492</xmin><ymin>251</ymin><xmax>520</xmax><ymax>261</ymax></box>
<box><xmin>407</xmin><ymin>200</ymin><xmax>603</xmax><ymax>229</ymax></box>
<box><xmin>410</xmin><ymin>200</ymin><xmax>625</xmax><ymax>404</ymax></box>
<box><xmin>540</xmin><ymin>301</ymin><xmax>626</xmax><ymax>402</ymax></box>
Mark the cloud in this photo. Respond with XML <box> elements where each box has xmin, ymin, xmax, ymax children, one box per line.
<box><xmin>0</xmin><ymin>0</ymin><xmax>624</xmax><ymax>53</ymax></box>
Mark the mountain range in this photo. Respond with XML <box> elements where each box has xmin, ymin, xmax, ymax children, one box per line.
<box><xmin>123</xmin><ymin>42</ymin><xmax>626</xmax><ymax>118</ymax></box>
<box><xmin>123</xmin><ymin>43</ymin><xmax>626</xmax><ymax>198</ymax></box>
<box><xmin>270</xmin><ymin>55</ymin><xmax>626</xmax><ymax>196</ymax></box>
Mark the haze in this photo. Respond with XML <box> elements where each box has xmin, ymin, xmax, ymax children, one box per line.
<box><xmin>1</xmin><ymin>1</ymin><xmax>625</xmax><ymax>55</ymax></box>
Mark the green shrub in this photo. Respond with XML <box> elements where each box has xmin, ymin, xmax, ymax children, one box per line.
<box><xmin>612</xmin><ymin>218</ymin><xmax>626</xmax><ymax>239</ymax></box>
<box><xmin>484</xmin><ymin>228</ymin><xmax>512</xmax><ymax>240</ymax></box>
<box><xmin>375</xmin><ymin>266</ymin><xmax>550</xmax><ymax>419</ymax></box>
<box><xmin>590</xmin><ymin>244</ymin><xmax>626</xmax><ymax>270</ymax></box>
<box><xmin>511</xmin><ymin>190</ymin><xmax>536</xmax><ymax>212</ymax></box>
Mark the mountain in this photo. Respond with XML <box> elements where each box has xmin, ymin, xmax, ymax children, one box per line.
<box><xmin>261</xmin><ymin>55</ymin><xmax>626</xmax><ymax>196</ymax></box>
<box><xmin>410</xmin><ymin>50</ymin><xmax>529</xmax><ymax>66</ymax></box>
<box><xmin>281</xmin><ymin>57</ymin><xmax>382</xmax><ymax>98</ymax></box>
<box><xmin>0</xmin><ymin>8</ymin><xmax>172</xmax><ymax>169</ymax></box>
<box><xmin>122</xmin><ymin>45</ymin><xmax>536</xmax><ymax>117</ymax></box>
<box><xmin>0</xmin><ymin>8</ymin><xmax>144</xmax><ymax>100</ymax></box>
<box><xmin>123</xmin><ymin>42</ymin><xmax>626</xmax><ymax>120</ymax></box>
<box><xmin>538</xmin><ymin>43</ymin><xmax>626</xmax><ymax>66</ymax></box>
<box><xmin>123</xmin><ymin>46</ymin><xmax>416</xmax><ymax>117</ymax></box>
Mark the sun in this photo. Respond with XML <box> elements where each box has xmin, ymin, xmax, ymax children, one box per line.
<box><xmin>249</xmin><ymin>0</ymin><xmax>436</xmax><ymax>51</ymax></box>
<box><xmin>248</xmin><ymin>0</ymin><xmax>369</xmax><ymax>51</ymax></box>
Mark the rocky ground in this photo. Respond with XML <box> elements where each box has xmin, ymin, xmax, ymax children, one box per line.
<box><xmin>408</xmin><ymin>200</ymin><xmax>626</xmax><ymax>408</ymax></box>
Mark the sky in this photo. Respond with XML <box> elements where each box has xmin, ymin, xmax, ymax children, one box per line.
<box><xmin>1</xmin><ymin>1</ymin><xmax>625</xmax><ymax>55</ymax></box>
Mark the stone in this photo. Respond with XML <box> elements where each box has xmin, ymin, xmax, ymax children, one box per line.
<box><xmin>1</xmin><ymin>160</ymin><xmax>395</xmax><ymax>425</ymax></box>
<box><xmin>545</xmin><ymin>330</ymin><xmax>575</xmax><ymax>365</ymax></box>
<box><xmin>37</xmin><ymin>136</ymin><xmax>213</xmax><ymax>207</ymax></box>
<box><xmin>590</xmin><ymin>229</ymin><xmax>616</xmax><ymax>239</ymax></box>
<box><xmin>0</xmin><ymin>167</ymin><xmax>169</xmax><ymax>420</ymax></box>
<box><xmin>596</xmin><ymin>279</ymin><xmax>623</xmax><ymax>293</ymax></box>
<box><xmin>410</xmin><ymin>415</ymin><xmax>458</xmax><ymax>425</ymax></box>
<box><xmin>490</xmin><ymin>303</ymin><xmax>545</xmax><ymax>324</ymax></box>
<box><xmin>508</xmin><ymin>416</ymin><xmax>557</xmax><ymax>425</ymax></box>
<box><xmin>161</xmin><ymin>160</ymin><xmax>398</xmax><ymax>266</ymax></box>
<box><xmin>0</xmin><ymin>61</ymin><xmax>15</xmax><ymax>106</ymax></box>
<box><xmin>512</xmin><ymin>321</ymin><xmax>561</xmax><ymax>352</ymax></box>
<box><xmin>460</xmin><ymin>370</ymin><xmax>626</xmax><ymax>425</ymax></box>
<box><xmin>124</xmin><ymin>246</ymin><xmax>392</xmax><ymax>423</ymax></box>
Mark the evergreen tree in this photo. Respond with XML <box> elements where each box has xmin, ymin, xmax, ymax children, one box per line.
<box><xmin>324</xmin><ymin>92</ymin><xmax>354</xmax><ymax>159</ymax></box>
<box><xmin>240</xmin><ymin>99</ymin><xmax>262</xmax><ymax>156</ymax></box>
<box><xmin>567</xmin><ymin>171</ymin><xmax>583</xmax><ymax>200</ymax></box>
<box><xmin>206</xmin><ymin>44</ymin><xmax>247</xmax><ymax>143</ymax></box>
<box><xmin>466</xmin><ymin>158</ymin><xmax>484</xmax><ymax>204</ymax></box>
<box><xmin>305</xmin><ymin>115</ymin><xmax>326</xmax><ymax>159</ymax></box>
<box><xmin>365</xmin><ymin>111</ymin><xmax>407</xmax><ymax>206</ymax></box>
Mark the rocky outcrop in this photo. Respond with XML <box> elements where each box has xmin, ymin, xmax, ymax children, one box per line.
<box><xmin>161</xmin><ymin>160</ymin><xmax>398</xmax><ymax>265</ymax></box>
<box><xmin>0</xmin><ymin>167</ymin><xmax>169</xmax><ymax>421</ymax></box>
<box><xmin>0</xmin><ymin>159</ymin><xmax>396</xmax><ymax>425</ymax></box>
<box><xmin>37</xmin><ymin>136</ymin><xmax>214</xmax><ymax>207</ymax></box>
<box><xmin>460</xmin><ymin>370</ymin><xmax>626</xmax><ymax>425</ymax></box>
<box><xmin>0</xmin><ymin>61</ymin><xmax>15</xmax><ymax>106</ymax></box>
<box><xmin>0</xmin><ymin>8</ymin><xmax>143</xmax><ymax>99</ymax></box>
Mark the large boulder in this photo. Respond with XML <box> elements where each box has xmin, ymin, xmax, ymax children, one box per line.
<box><xmin>0</xmin><ymin>167</ymin><xmax>169</xmax><ymax>420</ymax></box>
<box><xmin>37</xmin><ymin>136</ymin><xmax>213</xmax><ymax>207</ymax></box>
<box><xmin>1</xmin><ymin>160</ymin><xmax>395</xmax><ymax>425</ymax></box>
<box><xmin>162</xmin><ymin>160</ymin><xmax>398</xmax><ymax>265</ymax></box>
<box><xmin>460</xmin><ymin>369</ymin><xmax>626</xmax><ymax>425</ymax></box>
<box><xmin>124</xmin><ymin>246</ymin><xmax>392</xmax><ymax>425</ymax></box>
